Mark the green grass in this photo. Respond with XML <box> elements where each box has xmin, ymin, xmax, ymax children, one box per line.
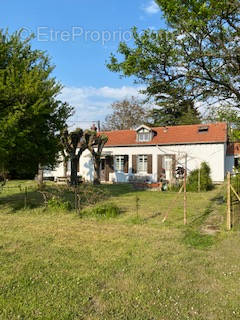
<box><xmin>0</xmin><ymin>181</ymin><xmax>240</xmax><ymax>319</ymax></box>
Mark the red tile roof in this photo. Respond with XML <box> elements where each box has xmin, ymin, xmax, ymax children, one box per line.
<box><xmin>227</xmin><ymin>143</ymin><xmax>240</xmax><ymax>156</ymax></box>
<box><xmin>100</xmin><ymin>122</ymin><xmax>227</xmax><ymax>147</ymax></box>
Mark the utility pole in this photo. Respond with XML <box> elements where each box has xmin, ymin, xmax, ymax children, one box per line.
<box><xmin>184</xmin><ymin>153</ymin><xmax>187</xmax><ymax>225</ymax></box>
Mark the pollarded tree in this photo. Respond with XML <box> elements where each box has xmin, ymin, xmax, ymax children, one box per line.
<box><xmin>0</xmin><ymin>29</ymin><xmax>72</xmax><ymax>179</ymax></box>
<box><xmin>107</xmin><ymin>0</ymin><xmax>240</xmax><ymax>114</ymax></box>
<box><xmin>84</xmin><ymin>129</ymin><xmax>108</xmax><ymax>185</ymax></box>
<box><xmin>60</xmin><ymin>128</ymin><xmax>88</xmax><ymax>186</ymax></box>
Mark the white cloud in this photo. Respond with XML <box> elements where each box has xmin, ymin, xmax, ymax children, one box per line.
<box><xmin>59</xmin><ymin>85</ymin><xmax>145</xmax><ymax>129</ymax></box>
<box><xmin>143</xmin><ymin>1</ymin><xmax>160</xmax><ymax>14</ymax></box>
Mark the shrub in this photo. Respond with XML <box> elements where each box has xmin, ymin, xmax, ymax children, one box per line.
<box><xmin>47</xmin><ymin>196</ymin><xmax>71</xmax><ymax>211</ymax></box>
<box><xmin>81</xmin><ymin>203</ymin><xmax>121</xmax><ymax>218</ymax></box>
<box><xmin>187</xmin><ymin>162</ymin><xmax>213</xmax><ymax>192</ymax></box>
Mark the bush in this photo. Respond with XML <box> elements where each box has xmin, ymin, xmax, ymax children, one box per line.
<box><xmin>47</xmin><ymin>196</ymin><xmax>71</xmax><ymax>211</ymax></box>
<box><xmin>81</xmin><ymin>203</ymin><xmax>121</xmax><ymax>218</ymax></box>
<box><xmin>187</xmin><ymin>162</ymin><xmax>213</xmax><ymax>192</ymax></box>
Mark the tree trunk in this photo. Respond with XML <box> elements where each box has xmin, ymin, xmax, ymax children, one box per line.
<box><xmin>70</xmin><ymin>157</ymin><xmax>78</xmax><ymax>186</ymax></box>
<box><xmin>37</xmin><ymin>163</ymin><xmax>43</xmax><ymax>187</ymax></box>
<box><xmin>93</xmin><ymin>157</ymin><xmax>101</xmax><ymax>185</ymax></box>
<box><xmin>63</xmin><ymin>158</ymin><xmax>67</xmax><ymax>177</ymax></box>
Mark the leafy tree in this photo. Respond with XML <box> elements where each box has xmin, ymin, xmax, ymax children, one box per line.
<box><xmin>0</xmin><ymin>29</ymin><xmax>72</xmax><ymax>179</ymax></box>
<box><xmin>85</xmin><ymin>129</ymin><xmax>108</xmax><ymax>185</ymax></box>
<box><xmin>102</xmin><ymin>97</ymin><xmax>150</xmax><ymax>130</ymax></box>
<box><xmin>187</xmin><ymin>162</ymin><xmax>213</xmax><ymax>192</ymax></box>
<box><xmin>151</xmin><ymin>100</ymin><xmax>201</xmax><ymax>126</ymax></box>
<box><xmin>107</xmin><ymin>0</ymin><xmax>240</xmax><ymax>117</ymax></box>
<box><xmin>205</xmin><ymin>106</ymin><xmax>240</xmax><ymax>141</ymax></box>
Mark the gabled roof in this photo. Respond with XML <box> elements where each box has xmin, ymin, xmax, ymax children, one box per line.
<box><xmin>100</xmin><ymin>122</ymin><xmax>227</xmax><ymax>147</ymax></box>
<box><xmin>227</xmin><ymin>142</ymin><xmax>240</xmax><ymax>156</ymax></box>
<box><xmin>135</xmin><ymin>124</ymin><xmax>152</xmax><ymax>132</ymax></box>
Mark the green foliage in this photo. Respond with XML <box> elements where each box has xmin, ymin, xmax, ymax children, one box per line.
<box><xmin>107</xmin><ymin>0</ymin><xmax>240</xmax><ymax>120</ymax></box>
<box><xmin>206</xmin><ymin>105</ymin><xmax>240</xmax><ymax>142</ymax></box>
<box><xmin>187</xmin><ymin>162</ymin><xmax>213</xmax><ymax>192</ymax></box>
<box><xmin>0</xmin><ymin>29</ymin><xmax>73</xmax><ymax>178</ymax></box>
<box><xmin>47</xmin><ymin>196</ymin><xmax>71</xmax><ymax>211</ymax></box>
<box><xmin>81</xmin><ymin>202</ymin><xmax>121</xmax><ymax>218</ymax></box>
<box><xmin>151</xmin><ymin>100</ymin><xmax>201</xmax><ymax>126</ymax></box>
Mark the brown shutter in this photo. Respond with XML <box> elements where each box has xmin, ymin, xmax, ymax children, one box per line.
<box><xmin>77</xmin><ymin>159</ymin><xmax>80</xmax><ymax>173</ymax></box>
<box><xmin>157</xmin><ymin>155</ymin><xmax>163</xmax><ymax>182</ymax></box>
<box><xmin>147</xmin><ymin>155</ymin><xmax>152</xmax><ymax>174</ymax></box>
<box><xmin>124</xmin><ymin>155</ymin><xmax>129</xmax><ymax>173</ymax></box>
<box><xmin>132</xmin><ymin>155</ymin><xmax>137</xmax><ymax>174</ymax></box>
<box><xmin>172</xmin><ymin>155</ymin><xmax>176</xmax><ymax>178</ymax></box>
<box><xmin>105</xmin><ymin>156</ymin><xmax>114</xmax><ymax>181</ymax></box>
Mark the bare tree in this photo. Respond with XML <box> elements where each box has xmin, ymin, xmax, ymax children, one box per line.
<box><xmin>102</xmin><ymin>97</ymin><xmax>150</xmax><ymax>131</ymax></box>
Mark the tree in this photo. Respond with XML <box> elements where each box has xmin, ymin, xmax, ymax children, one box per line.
<box><xmin>107</xmin><ymin>1</ymin><xmax>240</xmax><ymax>115</ymax></box>
<box><xmin>151</xmin><ymin>100</ymin><xmax>201</xmax><ymax>126</ymax></box>
<box><xmin>0</xmin><ymin>29</ymin><xmax>72</xmax><ymax>179</ymax></box>
<box><xmin>60</xmin><ymin>128</ymin><xmax>87</xmax><ymax>186</ymax></box>
<box><xmin>205</xmin><ymin>105</ymin><xmax>240</xmax><ymax>141</ymax></box>
<box><xmin>85</xmin><ymin>128</ymin><xmax>108</xmax><ymax>185</ymax></box>
<box><xmin>102</xmin><ymin>97</ymin><xmax>150</xmax><ymax>130</ymax></box>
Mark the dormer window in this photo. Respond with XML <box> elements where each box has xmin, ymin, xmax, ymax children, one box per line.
<box><xmin>198</xmin><ymin>126</ymin><xmax>209</xmax><ymax>133</ymax></box>
<box><xmin>136</xmin><ymin>125</ymin><xmax>153</xmax><ymax>142</ymax></box>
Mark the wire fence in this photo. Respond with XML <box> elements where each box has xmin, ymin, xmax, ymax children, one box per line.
<box><xmin>229</xmin><ymin>172</ymin><xmax>240</xmax><ymax>230</ymax></box>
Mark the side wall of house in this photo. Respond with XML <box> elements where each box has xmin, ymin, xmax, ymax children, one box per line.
<box><xmin>79</xmin><ymin>143</ymin><xmax>225</xmax><ymax>183</ymax></box>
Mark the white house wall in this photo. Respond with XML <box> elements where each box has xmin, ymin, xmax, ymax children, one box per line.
<box><xmin>47</xmin><ymin>143</ymin><xmax>225</xmax><ymax>183</ymax></box>
<box><xmin>81</xmin><ymin>143</ymin><xmax>225</xmax><ymax>183</ymax></box>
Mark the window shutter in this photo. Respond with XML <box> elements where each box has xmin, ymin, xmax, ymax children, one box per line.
<box><xmin>124</xmin><ymin>155</ymin><xmax>129</xmax><ymax>173</ymax></box>
<box><xmin>172</xmin><ymin>155</ymin><xmax>176</xmax><ymax>177</ymax></box>
<box><xmin>157</xmin><ymin>155</ymin><xmax>163</xmax><ymax>181</ymax></box>
<box><xmin>147</xmin><ymin>155</ymin><xmax>152</xmax><ymax>174</ymax></box>
<box><xmin>77</xmin><ymin>159</ymin><xmax>80</xmax><ymax>173</ymax></box>
<box><xmin>132</xmin><ymin>155</ymin><xmax>137</xmax><ymax>174</ymax></box>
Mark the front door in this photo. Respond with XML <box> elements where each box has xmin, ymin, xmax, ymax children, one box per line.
<box><xmin>100</xmin><ymin>159</ymin><xmax>106</xmax><ymax>182</ymax></box>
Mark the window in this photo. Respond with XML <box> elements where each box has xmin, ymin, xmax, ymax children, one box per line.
<box><xmin>137</xmin><ymin>155</ymin><xmax>148</xmax><ymax>173</ymax></box>
<box><xmin>198</xmin><ymin>126</ymin><xmax>209</xmax><ymax>133</ymax></box>
<box><xmin>137</xmin><ymin>128</ymin><xmax>152</xmax><ymax>142</ymax></box>
<box><xmin>234</xmin><ymin>157</ymin><xmax>240</xmax><ymax>168</ymax></box>
<box><xmin>115</xmin><ymin>155</ymin><xmax>125</xmax><ymax>172</ymax></box>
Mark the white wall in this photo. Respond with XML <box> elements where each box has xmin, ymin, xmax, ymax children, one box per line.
<box><xmin>46</xmin><ymin>143</ymin><xmax>226</xmax><ymax>183</ymax></box>
<box><xmin>83</xmin><ymin>143</ymin><xmax>225</xmax><ymax>183</ymax></box>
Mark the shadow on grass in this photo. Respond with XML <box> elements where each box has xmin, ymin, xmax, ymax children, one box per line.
<box><xmin>0</xmin><ymin>182</ymin><xmax>136</xmax><ymax>214</ymax></box>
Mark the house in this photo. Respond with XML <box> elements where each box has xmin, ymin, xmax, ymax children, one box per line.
<box><xmin>226</xmin><ymin>142</ymin><xmax>240</xmax><ymax>172</ymax></box>
<box><xmin>48</xmin><ymin>122</ymin><xmax>238</xmax><ymax>184</ymax></box>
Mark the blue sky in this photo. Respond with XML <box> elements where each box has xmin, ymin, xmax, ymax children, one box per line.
<box><xmin>1</xmin><ymin>0</ymin><xmax>166</xmax><ymax>128</ymax></box>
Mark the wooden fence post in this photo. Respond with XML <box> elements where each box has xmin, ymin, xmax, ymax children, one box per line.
<box><xmin>227</xmin><ymin>171</ymin><xmax>231</xmax><ymax>231</ymax></box>
<box><xmin>184</xmin><ymin>154</ymin><xmax>187</xmax><ymax>225</ymax></box>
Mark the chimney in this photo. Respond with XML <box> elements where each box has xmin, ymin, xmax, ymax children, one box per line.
<box><xmin>91</xmin><ymin>123</ymin><xmax>97</xmax><ymax>132</ymax></box>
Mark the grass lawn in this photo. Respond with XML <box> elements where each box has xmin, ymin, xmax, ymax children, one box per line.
<box><xmin>0</xmin><ymin>181</ymin><xmax>240</xmax><ymax>319</ymax></box>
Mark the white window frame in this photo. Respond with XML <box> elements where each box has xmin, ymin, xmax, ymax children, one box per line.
<box><xmin>137</xmin><ymin>128</ymin><xmax>152</xmax><ymax>142</ymax></box>
<box><xmin>137</xmin><ymin>155</ymin><xmax>148</xmax><ymax>173</ymax></box>
<box><xmin>115</xmin><ymin>155</ymin><xmax>125</xmax><ymax>172</ymax></box>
